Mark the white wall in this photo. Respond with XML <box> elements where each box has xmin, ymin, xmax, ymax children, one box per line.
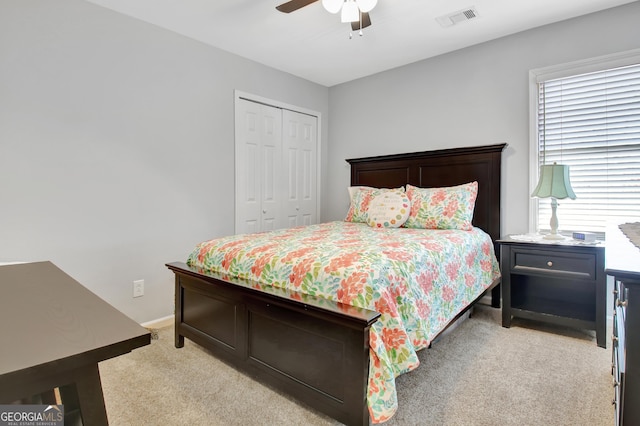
<box><xmin>0</xmin><ymin>0</ymin><xmax>329</xmax><ymax>323</ymax></box>
<box><xmin>325</xmin><ymin>2</ymin><xmax>640</xmax><ymax>236</ymax></box>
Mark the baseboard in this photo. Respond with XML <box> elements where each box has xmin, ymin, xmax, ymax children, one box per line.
<box><xmin>141</xmin><ymin>314</ymin><xmax>174</xmax><ymax>329</ymax></box>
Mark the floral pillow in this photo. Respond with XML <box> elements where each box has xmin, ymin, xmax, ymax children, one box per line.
<box><xmin>345</xmin><ymin>187</ymin><xmax>404</xmax><ymax>223</ymax></box>
<box><xmin>367</xmin><ymin>190</ymin><xmax>410</xmax><ymax>228</ymax></box>
<box><xmin>348</xmin><ymin>186</ymin><xmax>375</xmax><ymax>201</ymax></box>
<box><xmin>403</xmin><ymin>182</ymin><xmax>478</xmax><ymax>230</ymax></box>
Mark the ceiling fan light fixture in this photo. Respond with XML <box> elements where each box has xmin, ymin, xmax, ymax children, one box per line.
<box><xmin>341</xmin><ymin>0</ymin><xmax>359</xmax><ymax>23</ymax></box>
<box><xmin>322</xmin><ymin>0</ymin><xmax>343</xmax><ymax>14</ymax></box>
<box><xmin>355</xmin><ymin>0</ymin><xmax>377</xmax><ymax>13</ymax></box>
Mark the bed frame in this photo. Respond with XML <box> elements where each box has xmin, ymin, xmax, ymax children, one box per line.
<box><xmin>166</xmin><ymin>143</ymin><xmax>506</xmax><ymax>426</ymax></box>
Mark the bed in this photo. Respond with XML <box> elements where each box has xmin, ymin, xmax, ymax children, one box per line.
<box><xmin>166</xmin><ymin>143</ymin><xmax>506</xmax><ymax>425</ymax></box>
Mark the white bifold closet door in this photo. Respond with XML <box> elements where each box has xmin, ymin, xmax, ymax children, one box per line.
<box><xmin>282</xmin><ymin>108</ymin><xmax>317</xmax><ymax>229</ymax></box>
<box><xmin>235</xmin><ymin>98</ymin><xmax>317</xmax><ymax>235</ymax></box>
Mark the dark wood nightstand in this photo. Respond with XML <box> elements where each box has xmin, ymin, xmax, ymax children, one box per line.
<box><xmin>499</xmin><ymin>236</ymin><xmax>606</xmax><ymax>348</ymax></box>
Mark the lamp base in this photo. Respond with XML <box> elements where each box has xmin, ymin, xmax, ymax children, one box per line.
<box><xmin>544</xmin><ymin>198</ymin><xmax>567</xmax><ymax>240</ymax></box>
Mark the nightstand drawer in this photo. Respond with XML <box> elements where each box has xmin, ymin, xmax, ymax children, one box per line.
<box><xmin>511</xmin><ymin>248</ymin><xmax>596</xmax><ymax>280</ymax></box>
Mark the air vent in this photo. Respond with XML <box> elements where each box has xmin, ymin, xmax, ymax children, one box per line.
<box><xmin>436</xmin><ymin>6</ymin><xmax>479</xmax><ymax>28</ymax></box>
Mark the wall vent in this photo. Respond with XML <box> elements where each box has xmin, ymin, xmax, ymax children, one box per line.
<box><xmin>436</xmin><ymin>6</ymin><xmax>479</xmax><ymax>28</ymax></box>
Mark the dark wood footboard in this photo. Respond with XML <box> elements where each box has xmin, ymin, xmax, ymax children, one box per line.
<box><xmin>167</xmin><ymin>262</ymin><xmax>380</xmax><ymax>426</ymax></box>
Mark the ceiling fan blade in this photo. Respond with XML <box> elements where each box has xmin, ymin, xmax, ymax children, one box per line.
<box><xmin>351</xmin><ymin>12</ymin><xmax>372</xmax><ymax>30</ymax></box>
<box><xmin>276</xmin><ymin>0</ymin><xmax>319</xmax><ymax>13</ymax></box>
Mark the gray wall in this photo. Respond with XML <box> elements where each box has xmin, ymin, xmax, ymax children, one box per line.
<box><xmin>2</xmin><ymin>0</ymin><xmax>638</xmax><ymax>324</ymax></box>
<box><xmin>0</xmin><ymin>0</ymin><xmax>329</xmax><ymax>323</ymax></box>
<box><xmin>325</xmin><ymin>2</ymin><xmax>640</xmax><ymax>236</ymax></box>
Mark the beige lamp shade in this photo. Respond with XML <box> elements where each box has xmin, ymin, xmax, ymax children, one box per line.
<box><xmin>531</xmin><ymin>163</ymin><xmax>576</xmax><ymax>200</ymax></box>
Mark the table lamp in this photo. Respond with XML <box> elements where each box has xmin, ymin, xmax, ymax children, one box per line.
<box><xmin>531</xmin><ymin>163</ymin><xmax>576</xmax><ymax>240</ymax></box>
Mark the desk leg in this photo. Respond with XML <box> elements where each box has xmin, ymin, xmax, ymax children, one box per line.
<box><xmin>16</xmin><ymin>390</ymin><xmax>56</xmax><ymax>405</ymax></box>
<box><xmin>1</xmin><ymin>364</ymin><xmax>109</xmax><ymax>426</ymax></box>
<box><xmin>62</xmin><ymin>364</ymin><xmax>109</xmax><ymax>426</ymax></box>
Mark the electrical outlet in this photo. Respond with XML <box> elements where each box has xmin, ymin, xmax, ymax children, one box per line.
<box><xmin>133</xmin><ymin>279</ymin><xmax>144</xmax><ymax>298</ymax></box>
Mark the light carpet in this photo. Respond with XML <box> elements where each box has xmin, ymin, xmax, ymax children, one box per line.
<box><xmin>100</xmin><ymin>304</ymin><xmax>612</xmax><ymax>425</ymax></box>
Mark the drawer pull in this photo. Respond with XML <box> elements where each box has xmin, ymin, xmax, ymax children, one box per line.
<box><xmin>617</xmin><ymin>299</ymin><xmax>628</xmax><ymax>308</ymax></box>
<box><xmin>547</xmin><ymin>261</ymin><xmax>553</xmax><ymax>267</ymax></box>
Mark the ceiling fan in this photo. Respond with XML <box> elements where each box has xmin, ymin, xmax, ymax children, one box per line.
<box><xmin>276</xmin><ymin>0</ymin><xmax>375</xmax><ymax>31</ymax></box>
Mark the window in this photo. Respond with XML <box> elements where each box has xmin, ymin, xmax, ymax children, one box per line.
<box><xmin>531</xmin><ymin>52</ymin><xmax>640</xmax><ymax>238</ymax></box>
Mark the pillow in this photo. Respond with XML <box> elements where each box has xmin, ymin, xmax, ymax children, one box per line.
<box><xmin>348</xmin><ymin>186</ymin><xmax>375</xmax><ymax>202</ymax></box>
<box><xmin>403</xmin><ymin>182</ymin><xmax>478</xmax><ymax>230</ymax></box>
<box><xmin>367</xmin><ymin>190</ymin><xmax>410</xmax><ymax>228</ymax></box>
<box><xmin>347</xmin><ymin>185</ymin><xmax>404</xmax><ymax>202</ymax></box>
<box><xmin>345</xmin><ymin>186</ymin><xmax>404</xmax><ymax>223</ymax></box>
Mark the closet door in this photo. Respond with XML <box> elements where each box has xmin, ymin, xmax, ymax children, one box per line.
<box><xmin>282</xmin><ymin>110</ymin><xmax>317</xmax><ymax>227</ymax></box>
<box><xmin>235</xmin><ymin>99</ymin><xmax>283</xmax><ymax>234</ymax></box>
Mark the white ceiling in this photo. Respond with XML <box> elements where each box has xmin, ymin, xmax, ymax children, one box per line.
<box><xmin>85</xmin><ymin>0</ymin><xmax>636</xmax><ymax>87</ymax></box>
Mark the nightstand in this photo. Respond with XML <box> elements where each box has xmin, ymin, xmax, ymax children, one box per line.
<box><xmin>499</xmin><ymin>236</ymin><xmax>606</xmax><ymax>348</ymax></box>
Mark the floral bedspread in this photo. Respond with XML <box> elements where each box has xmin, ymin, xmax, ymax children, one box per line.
<box><xmin>187</xmin><ymin>221</ymin><xmax>500</xmax><ymax>423</ymax></box>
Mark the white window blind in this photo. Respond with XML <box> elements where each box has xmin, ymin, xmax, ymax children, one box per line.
<box><xmin>536</xmin><ymin>63</ymin><xmax>640</xmax><ymax>237</ymax></box>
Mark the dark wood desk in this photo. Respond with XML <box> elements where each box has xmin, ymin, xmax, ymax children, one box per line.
<box><xmin>0</xmin><ymin>261</ymin><xmax>150</xmax><ymax>425</ymax></box>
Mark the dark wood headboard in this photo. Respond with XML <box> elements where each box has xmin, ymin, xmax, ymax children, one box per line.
<box><xmin>346</xmin><ymin>143</ymin><xmax>506</xmax><ymax>242</ymax></box>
